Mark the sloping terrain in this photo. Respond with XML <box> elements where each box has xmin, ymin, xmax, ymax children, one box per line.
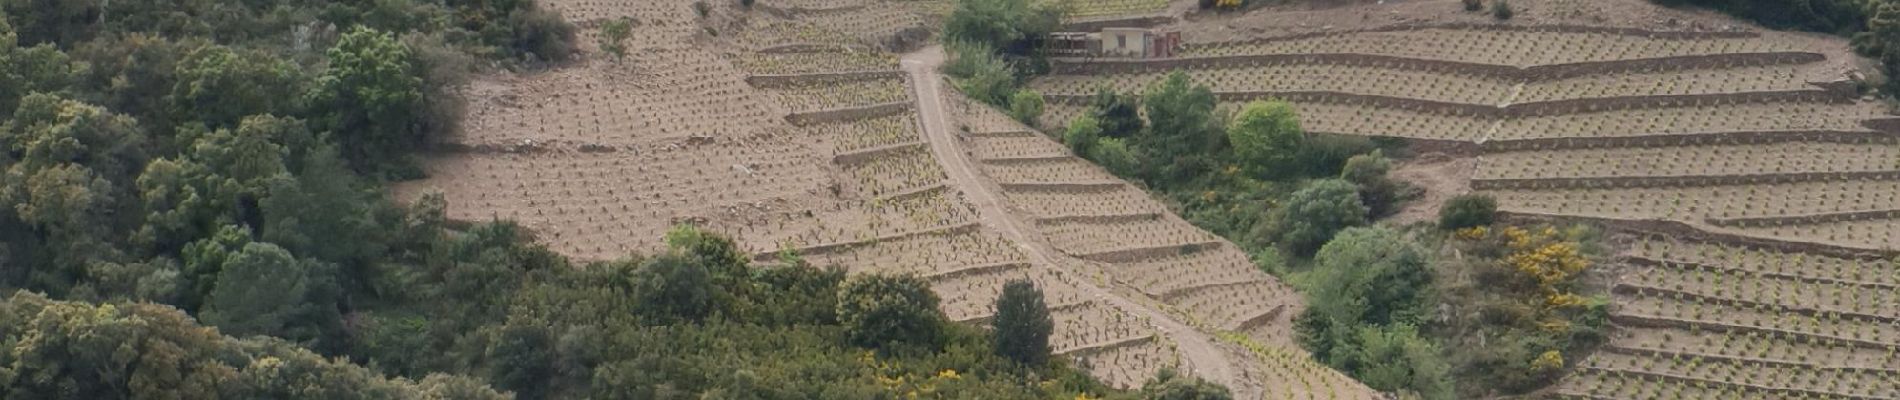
<box><xmin>391</xmin><ymin>0</ymin><xmax>1360</xmax><ymax>395</ymax></box>
<box><xmin>1035</xmin><ymin>0</ymin><xmax>1900</xmax><ymax>398</ymax></box>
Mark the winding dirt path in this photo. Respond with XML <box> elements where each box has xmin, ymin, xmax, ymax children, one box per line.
<box><xmin>901</xmin><ymin>46</ymin><xmax>1257</xmax><ymax>398</ymax></box>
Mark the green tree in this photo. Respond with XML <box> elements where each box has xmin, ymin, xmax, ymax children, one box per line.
<box><xmin>992</xmin><ymin>279</ymin><xmax>1052</xmax><ymax>366</ymax></box>
<box><xmin>1305</xmin><ymin>226</ymin><xmax>1432</xmax><ymax>328</ymax></box>
<box><xmin>1009</xmin><ymin>89</ymin><xmax>1045</xmax><ymax>126</ymax></box>
<box><xmin>1438</xmin><ymin>194</ymin><xmax>1497</xmax><ymax>230</ymax></box>
<box><xmin>633</xmin><ymin>254</ymin><xmax>716</xmax><ymax>323</ymax></box>
<box><xmin>1227</xmin><ymin>100</ymin><xmax>1304</xmax><ymax>178</ymax></box>
<box><xmin>0</xmin><ymin>0</ymin><xmax>99</xmax><ymax>46</ymax></box>
<box><xmin>487</xmin><ymin>319</ymin><xmax>556</xmax><ymax>400</ymax></box>
<box><xmin>0</xmin><ymin>19</ymin><xmax>78</xmax><ymax>118</ymax></box>
<box><xmin>1140</xmin><ymin>71</ymin><xmax>1222</xmax><ymax>181</ymax></box>
<box><xmin>171</xmin><ymin>46</ymin><xmax>304</xmax><ymax>129</ymax></box>
<box><xmin>260</xmin><ymin>139</ymin><xmax>385</xmax><ymax>270</ymax></box>
<box><xmin>1268</xmin><ymin>179</ymin><xmax>1366</xmax><ymax>256</ymax></box>
<box><xmin>200</xmin><ymin>241</ymin><xmax>345</xmax><ymax>352</ymax></box>
<box><xmin>178</xmin><ymin>224</ymin><xmax>250</xmax><ymax>311</ymax></box>
<box><xmin>943</xmin><ymin>0</ymin><xmax>1059</xmax><ymax>57</ymax></box>
<box><xmin>308</xmin><ymin>26</ymin><xmax>424</xmax><ymax>170</ymax></box>
<box><xmin>0</xmin><ymin>94</ymin><xmax>146</xmax><ymax>292</ymax></box>
<box><xmin>946</xmin><ymin>41</ymin><xmax>1018</xmax><ymax>106</ymax></box>
<box><xmin>0</xmin><ymin>292</ymin><xmax>508</xmax><ymax>399</ymax></box>
<box><xmin>1141</xmin><ymin>72</ymin><xmax>1219</xmax><ymax>149</ymax></box>
<box><xmin>837</xmin><ymin>274</ymin><xmax>943</xmax><ymax>350</ymax></box>
<box><xmin>1295</xmin><ymin>227</ymin><xmax>1448</xmax><ymax>399</ymax></box>
<box><xmin>135</xmin><ymin>115</ymin><xmax>296</xmax><ymax>255</ymax></box>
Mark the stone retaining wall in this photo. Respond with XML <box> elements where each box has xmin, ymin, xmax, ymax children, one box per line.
<box><xmin>1623</xmin><ymin>257</ymin><xmax>1898</xmax><ymax>290</ymax></box>
<box><xmin>1609</xmin><ymin>314</ymin><xmax>1893</xmax><ymax>351</ymax></box>
<box><xmin>1481</xmin><ymin>130</ymin><xmax>1900</xmax><ymax>152</ymax></box>
<box><xmin>1470</xmin><ymin>170</ymin><xmax>1900</xmax><ymax>190</ymax></box>
<box><xmin>757</xmin><ymin>43</ymin><xmax>875</xmax><ymax>53</ymax></box>
<box><xmin>1494</xmin><ymin>211</ymin><xmax>1897</xmax><ymax>259</ymax></box>
<box><xmin>924</xmin><ymin>262</ymin><xmax>1030</xmax><ymax>281</ymax></box>
<box><xmin>1076</xmin><ymin>241</ymin><xmax>1219</xmax><ymax>263</ymax></box>
<box><xmin>1051</xmin><ymin>51</ymin><xmax>1823</xmax><ymax>82</ymax></box>
<box><xmin>745</xmin><ymin>70</ymin><xmax>907</xmax><ymax>89</ymax></box>
<box><xmin>785</xmin><ymin>101</ymin><xmax>913</xmax><ymax>126</ymax></box>
<box><xmin>1186</xmin><ymin>22</ymin><xmax>1761</xmax><ymax>51</ymax></box>
<box><xmin>1036</xmin><ymin>212</ymin><xmax>1163</xmax><ymax>225</ymax></box>
<box><xmin>833</xmin><ymin>141</ymin><xmax>926</xmax><ymax>165</ymax></box>
<box><xmin>999</xmin><ymin>182</ymin><xmax>1129</xmax><ymax>192</ymax></box>
<box><xmin>1705</xmin><ymin>208</ymin><xmax>1900</xmax><ymax>228</ymax></box>
<box><xmin>749</xmin><ymin>222</ymin><xmax>980</xmax><ymax>261</ymax></box>
<box><xmin>1048</xmin><ymin>88</ymin><xmax>1843</xmax><ymax>120</ymax></box>
<box><xmin>1613</xmin><ymin>282</ymin><xmax>1898</xmax><ymax>325</ymax></box>
<box><xmin>1060</xmin><ymin>15</ymin><xmax>1174</xmax><ymax>32</ymax></box>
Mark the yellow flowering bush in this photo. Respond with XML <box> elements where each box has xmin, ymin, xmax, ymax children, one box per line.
<box><xmin>1529</xmin><ymin>350</ymin><xmax>1564</xmax><ymax>373</ymax></box>
<box><xmin>1500</xmin><ymin>226</ymin><xmax>1591</xmax><ymax>312</ymax></box>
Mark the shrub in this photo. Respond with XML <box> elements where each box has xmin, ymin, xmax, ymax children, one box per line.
<box><xmin>1198</xmin><ymin>0</ymin><xmax>1218</xmax><ymax>9</ymax></box>
<box><xmin>693</xmin><ymin>1</ymin><xmax>712</xmax><ymax>17</ymax></box>
<box><xmin>742</xmin><ymin>0</ymin><xmax>757</xmax><ymax>7</ymax></box>
<box><xmin>1270</xmin><ymin>179</ymin><xmax>1367</xmax><ymax>256</ymax></box>
<box><xmin>1491</xmin><ymin>0</ymin><xmax>1514</xmax><ymax>19</ymax></box>
<box><xmin>1009</xmin><ymin>89</ymin><xmax>1045</xmax><ymax>127</ymax></box>
<box><xmin>599</xmin><ymin>18</ymin><xmax>633</xmax><ymax>59</ymax></box>
<box><xmin>1341</xmin><ymin>150</ymin><xmax>1401</xmax><ymax>218</ymax></box>
<box><xmin>1064</xmin><ymin>115</ymin><xmax>1103</xmax><ymax>156</ymax></box>
<box><xmin>837</xmin><ymin>274</ymin><xmax>943</xmax><ymax>350</ymax></box>
<box><xmin>1463</xmin><ymin>0</ymin><xmax>1483</xmax><ymax>12</ymax></box>
<box><xmin>1090</xmin><ymin>137</ymin><xmax>1141</xmax><ymax>177</ymax></box>
<box><xmin>1438</xmin><ymin>194</ymin><xmax>1497</xmax><ymax>230</ymax></box>
<box><xmin>506</xmin><ymin>5</ymin><xmax>578</xmax><ymax>64</ymax></box>
<box><xmin>945</xmin><ymin>41</ymin><xmax>1017</xmax><ymax>106</ymax></box>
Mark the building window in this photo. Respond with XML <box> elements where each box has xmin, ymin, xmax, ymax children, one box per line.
<box><xmin>1118</xmin><ymin>35</ymin><xmax>1126</xmax><ymax>49</ymax></box>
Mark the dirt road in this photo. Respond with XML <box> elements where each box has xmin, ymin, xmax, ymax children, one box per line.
<box><xmin>902</xmin><ymin>46</ymin><xmax>1259</xmax><ymax>398</ymax></box>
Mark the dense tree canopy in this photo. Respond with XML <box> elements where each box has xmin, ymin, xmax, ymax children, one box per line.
<box><xmin>837</xmin><ymin>274</ymin><xmax>945</xmax><ymax>350</ymax></box>
<box><xmin>1228</xmin><ymin>100</ymin><xmax>1304</xmax><ymax>178</ymax></box>
<box><xmin>1296</xmin><ymin>227</ymin><xmax>1448</xmax><ymax>399</ymax></box>
<box><xmin>0</xmin><ymin>291</ymin><xmax>507</xmax><ymax>400</ymax></box>
<box><xmin>943</xmin><ymin>0</ymin><xmax>1060</xmax><ymax>58</ymax></box>
<box><xmin>1268</xmin><ymin>179</ymin><xmax>1367</xmax><ymax>256</ymax></box>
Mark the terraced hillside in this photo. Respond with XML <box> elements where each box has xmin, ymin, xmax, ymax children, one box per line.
<box><xmin>926</xmin><ymin>66</ymin><xmax>1379</xmax><ymax>398</ymax></box>
<box><xmin>388</xmin><ymin>0</ymin><xmax>1364</xmax><ymax>395</ymax></box>
<box><xmin>1035</xmin><ymin>5</ymin><xmax>1900</xmax><ymax>398</ymax></box>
